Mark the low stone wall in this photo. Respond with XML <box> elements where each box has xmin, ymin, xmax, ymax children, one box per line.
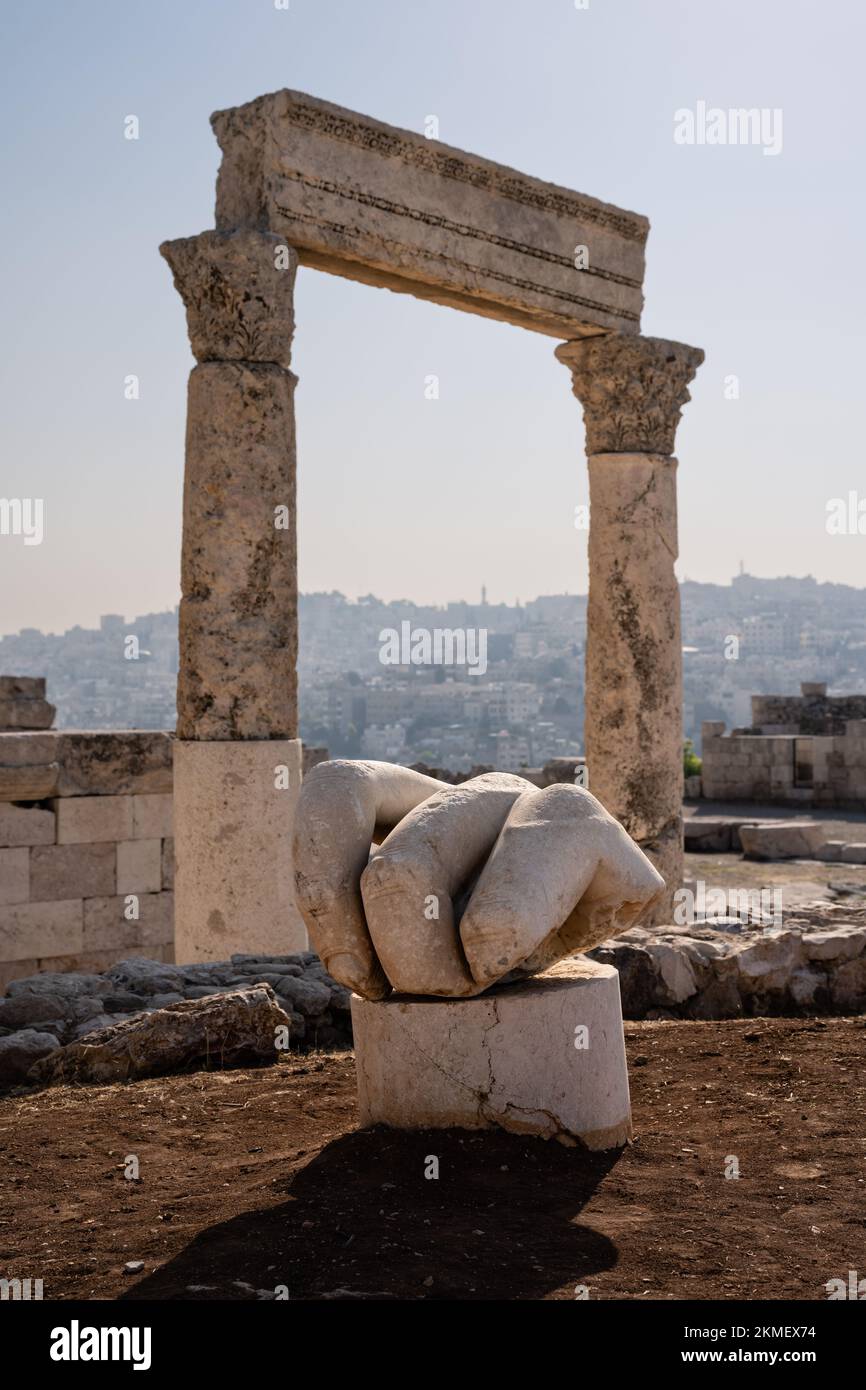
<box><xmin>0</xmin><ymin>732</ymin><xmax>329</xmax><ymax>990</ymax></box>
<box><xmin>0</xmin><ymin>951</ymin><xmax>351</xmax><ymax>1085</ymax></box>
<box><xmin>3</xmin><ymin>907</ymin><xmax>864</xmax><ymax>1086</ymax></box>
<box><xmin>701</xmin><ymin>718</ymin><xmax>866</xmax><ymax>808</ymax></box>
<box><xmin>0</xmin><ymin>732</ymin><xmax>175</xmax><ymax>991</ymax></box>
<box><xmin>590</xmin><ymin>902</ymin><xmax>866</xmax><ymax>1019</ymax></box>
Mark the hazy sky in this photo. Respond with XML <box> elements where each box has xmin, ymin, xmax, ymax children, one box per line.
<box><xmin>1</xmin><ymin>0</ymin><xmax>863</xmax><ymax>635</ymax></box>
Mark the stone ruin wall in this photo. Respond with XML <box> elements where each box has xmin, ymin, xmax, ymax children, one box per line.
<box><xmin>0</xmin><ymin>729</ymin><xmax>334</xmax><ymax>992</ymax></box>
<box><xmin>701</xmin><ymin>719</ymin><xmax>866</xmax><ymax>808</ymax></box>
<box><xmin>0</xmin><ymin>732</ymin><xmax>176</xmax><ymax>993</ymax></box>
<box><xmin>752</xmin><ymin>691</ymin><xmax>866</xmax><ymax>736</ymax></box>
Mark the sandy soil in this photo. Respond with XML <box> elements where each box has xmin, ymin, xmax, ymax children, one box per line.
<box><xmin>1</xmin><ymin>1017</ymin><xmax>863</xmax><ymax>1302</ymax></box>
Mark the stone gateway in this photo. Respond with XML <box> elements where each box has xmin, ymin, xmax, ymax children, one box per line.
<box><xmin>160</xmin><ymin>89</ymin><xmax>703</xmax><ymax>958</ymax></box>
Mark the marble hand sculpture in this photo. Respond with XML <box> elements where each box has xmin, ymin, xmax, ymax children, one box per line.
<box><xmin>293</xmin><ymin>760</ymin><xmax>665</xmax><ymax>1001</ymax></box>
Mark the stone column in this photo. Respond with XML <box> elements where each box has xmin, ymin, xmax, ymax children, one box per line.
<box><xmin>555</xmin><ymin>334</ymin><xmax>703</xmax><ymax>920</ymax></box>
<box><xmin>160</xmin><ymin>230</ymin><xmax>306</xmax><ymax>960</ymax></box>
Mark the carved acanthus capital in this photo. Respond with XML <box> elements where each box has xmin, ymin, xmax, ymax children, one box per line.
<box><xmin>160</xmin><ymin>229</ymin><xmax>298</xmax><ymax>367</ymax></box>
<box><xmin>555</xmin><ymin>334</ymin><xmax>704</xmax><ymax>455</ymax></box>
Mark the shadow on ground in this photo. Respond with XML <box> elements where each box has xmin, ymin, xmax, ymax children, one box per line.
<box><xmin>120</xmin><ymin>1126</ymin><xmax>621</xmax><ymax>1300</ymax></box>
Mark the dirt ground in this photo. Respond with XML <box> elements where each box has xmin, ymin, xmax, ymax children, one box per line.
<box><xmin>1</xmin><ymin>1017</ymin><xmax>864</xmax><ymax>1302</ymax></box>
<box><xmin>685</xmin><ymin>800</ymin><xmax>866</xmax><ymax>903</ymax></box>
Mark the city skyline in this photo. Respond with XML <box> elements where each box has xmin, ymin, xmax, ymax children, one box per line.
<box><xmin>3</xmin><ymin>565</ymin><xmax>866</xmax><ymax>641</ymax></box>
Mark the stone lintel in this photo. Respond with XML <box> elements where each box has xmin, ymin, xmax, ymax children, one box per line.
<box><xmin>556</xmin><ymin>334</ymin><xmax>704</xmax><ymax>455</ymax></box>
<box><xmin>211</xmin><ymin>89</ymin><xmax>648</xmax><ymax>339</ymax></box>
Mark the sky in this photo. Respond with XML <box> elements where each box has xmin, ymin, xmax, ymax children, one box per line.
<box><xmin>1</xmin><ymin>0</ymin><xmax>864</xmax><ymax>635</ymax></box>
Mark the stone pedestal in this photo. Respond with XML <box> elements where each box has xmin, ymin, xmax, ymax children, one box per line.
<box><xmin>173</xmin><ymin>738</ymin><xmax>306</xmax><ymax>961</ymax></box>
<box><xmin>351</xmin><ymin>957</ymin><xmax>632</xmax><ymax>1150</ymax></box>
<box><xmin>556</xmin><ymin>334</ymin><xmax>704</xmax><ymax>922</ymax></box>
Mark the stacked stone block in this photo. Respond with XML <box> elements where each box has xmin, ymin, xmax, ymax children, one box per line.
<box><xmin>0</xmin><ymin>677</ymin><xmax>55</xmax><ymax>732</ymax></box>
<box><xmin>702</xmin><ymin>719</ymin><xmax>866</xmax><ymax>808</ymax></box>
<box><xmin>0</xmin><ymin>731</ymin><xmax>175</xmax><ymax>992</ymax></box>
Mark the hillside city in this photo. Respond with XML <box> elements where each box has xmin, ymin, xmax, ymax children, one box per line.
<box><xmin>2</xmin><ymin>571</ymin><xmax>865</xmax><ymax>769</ymax></box>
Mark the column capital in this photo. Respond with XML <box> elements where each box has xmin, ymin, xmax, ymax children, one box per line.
<box><xmin>160</xmin><ymin>229</ymin><xmax>298</xmax><ymax>367</ymax></box>
<box><xmin>555</xmin><ymin>333</ymin><xmax>704</xmax><ymax>455</ymax></box>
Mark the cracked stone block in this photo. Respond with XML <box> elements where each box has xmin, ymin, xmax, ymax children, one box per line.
<box><xmin>351</xmin><ymin>956</ymin><xmax>631</xmax><ymax>1150</ymax></box>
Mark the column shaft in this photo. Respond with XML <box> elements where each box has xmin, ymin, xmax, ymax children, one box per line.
<box><xmin>556</xmin><ymin>334</ymin><xmax>703</xmax><ymax>919</ymax></box>
<box><xmin>160</xmin><ymin>230</ymin><xmax>305</xmax><ymax>959</ymax></box>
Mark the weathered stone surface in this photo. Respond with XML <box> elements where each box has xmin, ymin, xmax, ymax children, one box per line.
<box><xmin>0</xmin><ymin>696</ymin><xmax>55</xmax><ymax>730</ymax></box>
<box><xmin>103</xmin><ymin>958</ymin><xmax>186</xmax><ymax>995</ymax></box>
<box><xmin>160</xmin><ymin>229</ymin><xmax>297</xmax><ymax>366</ymax></box>
<box><xmin>0</xmin><ymin>802</ymin><xmax>55</xmax><ymax>848</ymax></box>
<box><xmin>116</xmin><ymin>839</ymin><xmax>162</xmax><ymax>894</ymax></box>
<box><xmin>352</xmin><ymin>957</ymin><xmax>632</xmax><ymax>1149</ymax></box>
<box><xmin>131</xmin><ymin>793</ymin><xmax>173</xmax><ymax>840</ymax></box>
<box><xmin>0</xmin><ymin>847</ymin><xmax>29</xmax><ymax>905</ymax></box>
<box><xmin>7</xmin><ymin>970</ymin><xmax>112</xmax><ymax>999</ymax></box>
<box><xmin>582</xmin><ymin>451</ymin><xmax>684</xmax><ymax>911</ymax></box>
<box><xmin>555</xmin><ymin>336</ymin><xmax>702</xmax><ymax>915</ymax></box>
<box><xmin>686</xmin><ymin>970</ymin><xmax>744</xmax><ymax>1020</ymax></box>
<box><xmin>732</xmin><ymin>930</ymin><xmax>804</xmax><ymax>994</ymax></box>
<box><xmin>161</xmin><ymin>836</ymin><xmax>174</xmax><ymax>890</ymax></box>
<box><xmin>177</xmin><ymin>362</ymin><xmax>297</xmax><ymax>740</ymax></box>
<box><xmin>29</xmin><ymin>842</ymin><xmax>115</xmax><ymax>901</ymax></box>
<box><xmin>739</xmin><ymin>822</ymin><xmax>826</xmax><ymax>861</ymax></box>
<box><xmin>212</xmin><ymin>89</ymin><xmax>647</xmax><ymax>340</ymax></box>
<box><xmin>590</xmin><ymin>942</ymin><xmax>658</xmax><ymax>1017</ymax></box>
<box><xmin>0</xmin><ymin>1028</ymin><xmax>59</xmax><ymax>1084</ymax></box>
<box><xmin>829</xmin><ymin>957</ymin><xmax>866</xmax><ymax>1010</ymax></box>
<box><xmin>54</xmin><ymin>795</ymin><xmax>134</xmax><ymax>845</ymax></box>
<box><xmin>0</xmin><ymin>993</ymin><xmax>68</xmax><ymax>1029</ymax></box>
<box><xmin>644</xmin><ymin>940</ymin><xmax>698</xmax><ymax>1004</ymax></box>
<box><xmin>83</xmin><ymin>893</ymin><xmax>173</xmax><ymax>952</ymax></box>
<box><xmin>298</xmin><ymin>762</ymin><xmax>662</xmax><ymax>999</ymax></box>
<box><xmin>0</xmin><ymin>761</ymin><xmax>59</xmax><ymax>800</ymax></box>
<box><xmin>294</xmin><ymin>760</ymin><xmax>447</xmax><ymax>999</ymax></box>
<box><xmin>360</xmin><ymin>772</ymin><xmax>536</xmax><ymax>996</ymax></box>
<box><xmin>174</xmin><ymin>739</ymin><xmax>305</xmax><ymax>961</ymax></box>
<box><xmin>789</xmin><ymin>967</ymin><xmax>826</xmax><ymax>1008</ymax></box>
<box><xmin>29</xmin><ymin>985</ymin><xmax>291</xmax><ymax>1085</ymax></box>
<box><xmin>556</xmin><ymin>334</ymin><xmax>704</xmax><ymax>455</ymax></box>
<box><xmin>802</xmin><ymin>929</ymin><xmax>866</xmax><ymax>963</ymax></box>
<box><xmin>273</xmin><ymin>973</ymin><xmax>331</xmax><ymax>1017</ymax></box>
<box><xmin>459</xmin><ymin>782</ymin><xmax>664</xmax><ymax>984</ymax></box>
<box><xmin>71</xmin><ymin>1013</ymin><xmax>117</xmax><ymax>1039</ymax></box>
<box><xmin>0</xmin><ymin>900</ymin><xmax>83</xmax><ymax>962</ymax></box>
<box><xmin>55</xmin><ymin>732</ymin><xmax>173</xmax><ymax>797</ymax></box>
<box><xmin>683</xmin><ymin>818</ymin><xmax>734</xmax><ymax>853</ymax></box>
<box><xmin>840</xmin><ymin>842</ymin><xmax>866</xmax><ymax>864</ymax></box>
<box><xmin>0</xmin><ymin>677</ymin><xmax>46</xmax><ymax>699</ymax></box>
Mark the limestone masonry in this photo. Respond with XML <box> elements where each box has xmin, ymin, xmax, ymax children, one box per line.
<box><xmin>211</xmin><ymin>89</ymin><xmax>648</xmax><ymax>339</ymax></box>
